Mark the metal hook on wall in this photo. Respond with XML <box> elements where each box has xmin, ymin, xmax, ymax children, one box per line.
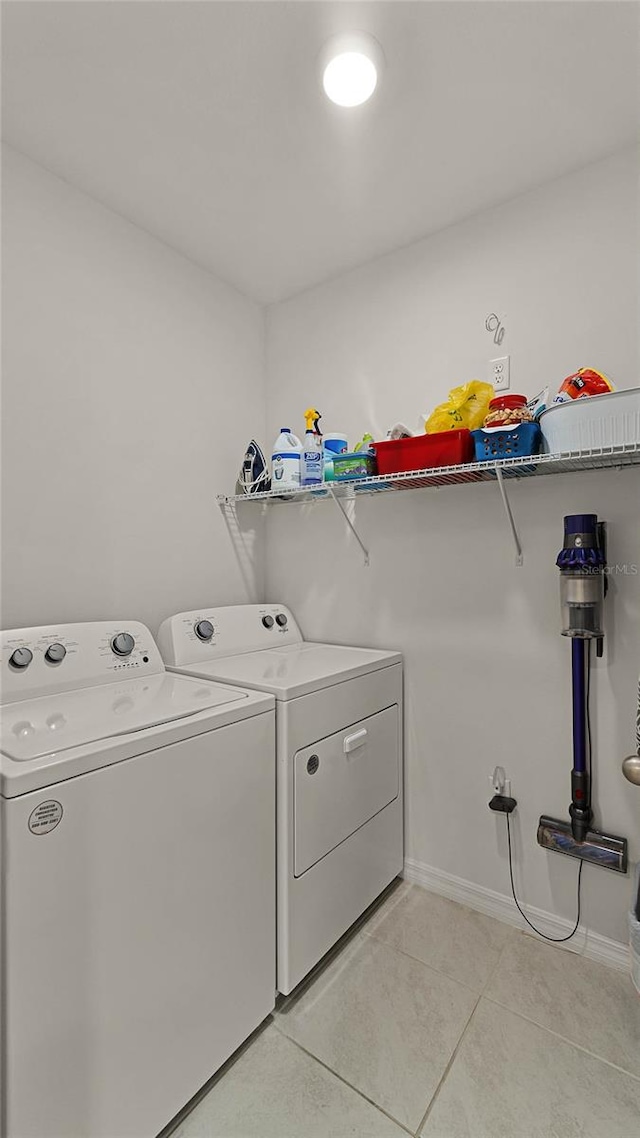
<box><xmin>485</xmin><ymin>313</ymin><xmax>506</xmax><ymax>346</ymax></box>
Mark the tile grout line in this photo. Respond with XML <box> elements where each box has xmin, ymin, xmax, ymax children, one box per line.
<box><xmin>413</xmin><ymin>934</ymin><xmax>518</xmax><ymax>1136</ymax></box>
<box><xmin>476</xmin><ymin>922</ymin><xmax>519</xmax><ymax>997</ymax></box>
<box><xmin>414</xmin><ymin>995</ymin><xmax>483</xmax><ymax>1136</ymax></box>
<box><xmin>362</xmin><ymin>884</ymin><xmax>518</xmax><ymax>997</ymax></box>
<box><xmin>481</xmin><ymin>927</ymin><xmax>640</xmax><ymax>1083</ymax></box>
<box><xmin>360</xmin><ymin>927</ymin><xmax>491</xmax><ymax>999</ymax></box>
<box><xmin>273</xmin><ymin>1024</ymin><xmax>416</xmax><ymax>1137</ymax></box>
<box><xmin>482</xmin><ymin>992</ymin><xmax>640</xmax><ymax>1084</ymax></box>
<box><xmin>289</xmin><ymin>889</ymin><xmax>519</xmax><ymax>1135</ymax></box>
<box><xmin>274</xmin><ymin>915</ymin><xmax>493</xmax><ymax>1137</ymax></box>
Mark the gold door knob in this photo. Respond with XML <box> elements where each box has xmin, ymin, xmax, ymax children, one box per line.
<box><xmin>622</xmin><ymin>755</ymin><xmax>640</xmax><ymax>786</ymax></box>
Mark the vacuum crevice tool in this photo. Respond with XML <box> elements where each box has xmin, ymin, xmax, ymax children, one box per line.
<box><xmin>537</xmin><ymin>514</ymin><xmax>628</xmax><ymax>874</ymax></box>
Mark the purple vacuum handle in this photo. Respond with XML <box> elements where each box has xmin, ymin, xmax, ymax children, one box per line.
<box><xmin>571</xmin><ymin>640</ymin><xmax>587</xmax><ymax>774</ymax></box>
<box><xmin>569</xmin><ymin>639</ymin><xmax>591</xmax><ymax>841</ymax></box>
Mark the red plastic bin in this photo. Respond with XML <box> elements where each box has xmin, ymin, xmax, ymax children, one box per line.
<box><xmin>372</xmin><ymin>430</ymin><xmax>474</xmax><ymax>475</ymax></box>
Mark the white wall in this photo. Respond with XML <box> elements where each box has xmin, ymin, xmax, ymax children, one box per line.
<box><xmin>265</xmin><ymin>149</ymin><xmax>640</xmax><ymax>945</ymax></box>
<box><xmin>3</xmin><ymin>142</ymin><xmax>638</xmax><ymax>945</ymax></box>
<box><xmin>1</xmin><ymin>146</ymin><xmax>265</xmax><ymax>633</ymax></box>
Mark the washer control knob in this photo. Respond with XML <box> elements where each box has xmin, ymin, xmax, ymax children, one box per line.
<box><xmin>9</xmin><ymin>647</ymin><xmax>33</xmax><ymax>669</ymax></box>
<box><xmin>262</xmin><ymin>615</ymin><xmax>274</xmax><ymax>629</ymax></box>
<box><xmin>45</xmin><ymin>642</ymin><xmax>66</xmax><ymax>664</ymax></box>
<box><xmin>111</xmin><ymin>632</ymin><xmax>135</xmax><ymax>657</ymax></box>
<box><xmin>275</xmin><ymin>613</ymin><xmax>288</xmax><ymax>627</ymax></box>
<box><xmin>13</xmin><ymin>720</ymin><xmax>35</xmax><ymax>738</ymax></box>
<box><xmin>194</xmin><ymin>620</ymin><xmax>214</xmax><ymax>642</ymax></box>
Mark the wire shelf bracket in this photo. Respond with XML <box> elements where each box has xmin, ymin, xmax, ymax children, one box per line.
<box><xmin>328</xmin><ymin>486</ymin><xmax>370</xmax><ymax>566</ymax></box>
<box><xmin>495</xmin><ymin>466</ymin><xmax>524</xmax><ymax>566</ymax></box>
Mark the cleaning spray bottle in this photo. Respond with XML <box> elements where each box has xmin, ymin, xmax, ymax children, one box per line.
<box><xmin>301</xmin><ymin>408</ymin><xmax>324</xmax><ymax>486</ymax></box>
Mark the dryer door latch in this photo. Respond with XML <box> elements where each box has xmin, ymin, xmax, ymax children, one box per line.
<box><xmin>344</xmin><ymin>728</ymin><xmax>368</xmax><ymax>754</ymax></box>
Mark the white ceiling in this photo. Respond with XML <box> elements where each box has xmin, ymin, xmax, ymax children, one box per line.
<box><xmin>2</xmin><ymin>1</ymin><xmax>638</xmax><ymax>303</ymax></box>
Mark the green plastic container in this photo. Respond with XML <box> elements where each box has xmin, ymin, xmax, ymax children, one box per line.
<box><xmin>332</xmin><ymin>451</ymin><xmax>377</xmax><ymax>481</ymax></box>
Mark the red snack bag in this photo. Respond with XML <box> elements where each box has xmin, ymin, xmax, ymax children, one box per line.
<box><xmin>554</xmin><ymin>368</ymin><xmax>614</xmax><ymax>403</ymax></box>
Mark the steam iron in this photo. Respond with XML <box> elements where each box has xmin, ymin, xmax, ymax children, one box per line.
<box><xmin>237</xmin><ymin>439</ymin><xmax>271</xmax><ymax>495</ymax></box>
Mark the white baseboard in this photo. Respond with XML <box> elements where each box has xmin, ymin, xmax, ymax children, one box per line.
<box><xmin>403</xmin><ymin>857</ymin><xmax>630</xmax><ymax>974</ymax></box>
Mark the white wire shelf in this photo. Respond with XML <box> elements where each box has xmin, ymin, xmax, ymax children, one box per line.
<box><xmin>217</xmin><ymin>444</ymin><xmax>640</xmax><ymax>506</ymax></box>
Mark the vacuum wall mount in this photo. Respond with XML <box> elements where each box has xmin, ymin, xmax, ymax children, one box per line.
<box><xmin>537</xmin><ymin>514</ymin><xmax>628</xmax><ymax>874</ymax></box>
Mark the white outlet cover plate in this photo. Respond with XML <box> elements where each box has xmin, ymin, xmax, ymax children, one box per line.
<box><xmin>490</xmin><ymin>355</ymin><xmax>510</xmax><ymax>392</ymax></box>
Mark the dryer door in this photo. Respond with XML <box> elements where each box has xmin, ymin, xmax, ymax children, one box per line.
<box><xmin>294</xmin><ymin>705</ymin><xmax>399</xmax><ymax>877</ymax></box>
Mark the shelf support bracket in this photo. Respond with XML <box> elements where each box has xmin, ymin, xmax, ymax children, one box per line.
<box><xmin>327</xmin><ymin>487</ymin><xmax>370</xmax><ymax>566</ymax></box>
<box><xmin>495</xmin><ymin>467</ymin><xmax>523</xmax><ymax>566</ymax></box>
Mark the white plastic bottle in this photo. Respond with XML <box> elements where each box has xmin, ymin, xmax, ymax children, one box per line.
<box><xmin>271</xmin><ymin>428</ymin><xmax>302</xmax><ymax>489</ymax></box>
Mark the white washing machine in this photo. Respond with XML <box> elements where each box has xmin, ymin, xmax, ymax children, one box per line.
<box><xmin>0</xmin><ymin>620</ymin><xmax>276</xmax><ymax>1138</ymax></box>
<box><xmin>157</xmin><ymin>604</ymin><xmax>403</xmax><ymax>994</ymax></box>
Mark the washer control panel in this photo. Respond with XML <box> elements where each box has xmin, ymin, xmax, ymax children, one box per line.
<box><xmin>1</xmin><ymin>621</ymin><xmax>165</xmax><ymax>704</ymax></box>
<box><xmin>157</xmin><ymin>604</ymin><xmax>303</xmax><ymax>667</ymax></box>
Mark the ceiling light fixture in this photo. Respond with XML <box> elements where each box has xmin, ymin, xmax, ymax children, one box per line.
<box><xmin>320</xmin><ymin>32</ymin><xmax>384</xmax><ymax>108</ymax></box>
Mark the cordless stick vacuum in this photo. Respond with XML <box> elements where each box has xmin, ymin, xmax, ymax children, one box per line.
<box><xmin>537</xmin><ymin>514</ymin><xmax>628</xmax><ymax>873</ymax></box>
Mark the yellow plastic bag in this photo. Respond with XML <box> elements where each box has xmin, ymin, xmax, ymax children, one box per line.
<box><xmin>425</xmin><ymin>381</ymin><xmax>494</xmax><ymax>434</ymax></box>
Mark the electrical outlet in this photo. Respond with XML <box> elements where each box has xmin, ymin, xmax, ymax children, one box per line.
<box><xmin>490</xmin><ymin>355</ymin><xmax>510</xmax><ymax>392</ymax></box>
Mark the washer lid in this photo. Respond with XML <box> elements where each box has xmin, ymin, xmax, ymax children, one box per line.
<box><xmin>1</xmin><ymin>672</ymin><xmax>249</xmax><ymax>762</ymax></box>
<box><xmin>171</xmin><ymin>642</ymin><xmax>401</xmax><ymax>700</ymax></box>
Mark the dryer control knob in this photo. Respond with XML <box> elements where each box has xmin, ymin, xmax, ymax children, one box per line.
<box><xmin>194</xmin><ymin>620</ymin><xmax>214</xmax><ymax>642</ymax></box>
<box><xmin>262</xmin><ymin>615</ymin><xmax>274</xmax><ymax>629</ymax></box>
<box><xmin>111</xmin><ymin>632</ymin><xmax>135</xmax><ymax>657</ymax></box>
<box><xmin>275</xmin><ymin>613</ymin><xmax>288</xmax><ymax>627</ymax></box>
<box><xmin>45</xmin><ymin>643</ymin><xmax>66</xmax><ymax>664</ymax></box>
<box><xmin>9</xmin><ymin>647</ymin><xmax>33</xmax><ymax>669</ymax></box>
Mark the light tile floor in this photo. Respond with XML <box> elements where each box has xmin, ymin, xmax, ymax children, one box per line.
<box><xmin>172</xmin><ymin>882</ymin><xmax>640</xmax><ymax>1138</ymax></box>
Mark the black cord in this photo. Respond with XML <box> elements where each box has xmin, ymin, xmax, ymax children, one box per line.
<box><xmin>505</xmin><ymin>813</ymin><xmax>583</xmax><ymax>942</ymax></box>
<box><xmin>503</xmin><ymin>635</ymin><xmax>594</xmax><ymax>944</ymax></box>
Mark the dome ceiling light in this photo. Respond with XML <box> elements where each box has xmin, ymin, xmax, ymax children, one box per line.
<box><xmin>319</xmin><ymin>32</ymin><xmax>384</xmax><ymax>108</ymax></box>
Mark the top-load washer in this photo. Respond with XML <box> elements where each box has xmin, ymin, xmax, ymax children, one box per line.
<box><xmin>157</xmin><ymin>604</ymin><xmax>403</xmax><ymax>994</ymax></box>
<box><xmin>0</xmin><ymin>620</ymin><xmax>275</xmax><ymax>1138</ymax></box>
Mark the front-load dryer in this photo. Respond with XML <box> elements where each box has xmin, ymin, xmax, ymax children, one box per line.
<box><xmin>157</xmin><ymin>604</ymin><xmax>403</xmax><ymax>994</ymax></box>
<box><xmin>0</xmin><ymin>621</ymin><xmax>275</xmax><ymax>1138</ymax></box>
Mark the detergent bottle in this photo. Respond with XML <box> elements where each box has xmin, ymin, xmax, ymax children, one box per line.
<box><xmin>271</xmin><ymin>428</ymin><xmax>302</xmax><ymax>489</ymax></box>
<box><xmin>301</xmin><ymin>408</ymin><xmax>324</xmax><ymax>486</ymax></box>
